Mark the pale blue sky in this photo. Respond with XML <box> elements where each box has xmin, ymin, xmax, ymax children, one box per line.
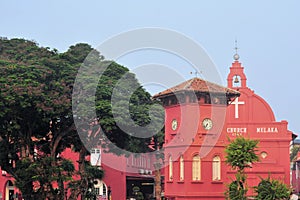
<box><xmin>1</xmin><ymin>1</ymin><xmax>300</xmax><ymax>134</ymax></box>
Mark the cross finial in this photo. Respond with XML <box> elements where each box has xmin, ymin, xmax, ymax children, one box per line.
<box><xmin>234</xmin><ymin>39</ymin><xmax>239</xmax><ymax>54</ymax></box>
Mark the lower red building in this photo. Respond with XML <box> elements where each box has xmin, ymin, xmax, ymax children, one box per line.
<box><xmin>0</xmin><ymin>148</ymin><xmax>157</xmax><ymax>200</ymax></box>
<box><xmin>55</xmin><ymin>148</ymin><xmax>158</xmax><ymax>200</ymax></box>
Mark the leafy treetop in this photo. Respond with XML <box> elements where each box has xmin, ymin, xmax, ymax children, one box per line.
<box><xmin>225</xmin><ymin>137</ymin><xmax>259</xmax><ymax>171</ymax></box>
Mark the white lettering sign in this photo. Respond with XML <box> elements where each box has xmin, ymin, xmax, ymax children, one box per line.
<box><xmin>256</xmin><ymin>127</ymin><xmax>278</xmax><ymax>133</ymax></box>
<box><xmin>226</xmin><ymin>127</ymin><xmax>247</xmax><ymax>133</ymax></box>
<box><xmin>226</xmin><ymin>127</ymin><xmax>279</xmax><ymax>135</ymax></box>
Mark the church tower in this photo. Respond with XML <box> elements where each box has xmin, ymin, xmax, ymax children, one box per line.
<box><xmin>225</xmin><ymin>49</ymin><xmax>292</xmax><ymax>196</ymax></box>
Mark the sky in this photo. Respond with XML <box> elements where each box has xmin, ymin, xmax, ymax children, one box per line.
<box><xmin>1</xmin><ymin>1</ymin><xmax>300</xmax><ymax>134</ymax></box>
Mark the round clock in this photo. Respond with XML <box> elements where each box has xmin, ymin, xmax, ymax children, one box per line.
<box><xmin>171</xmin><ymin>119</ymin><xmax>178</xmax><ymax>130</ymax></box>
<box><xmin>202</xmin><ymin>118</ymin><xmax>213</xmax><ymax>130</ymax></box>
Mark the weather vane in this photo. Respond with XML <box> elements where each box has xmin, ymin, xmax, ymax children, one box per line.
<box><xmin>190</xmin><ymin>70</ymin><xmax>202</xmax><ymax>78</ymax></box>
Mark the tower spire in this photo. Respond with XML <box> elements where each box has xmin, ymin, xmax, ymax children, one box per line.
<box><xmin>227</xmin><ymin>39</ymin><xmax>247</xmax><ymax>88</ymax></box>
<box><xmin>233</xmin><ymin>39</ymin><xmax>240</xmax><ymax>61</ymax></box>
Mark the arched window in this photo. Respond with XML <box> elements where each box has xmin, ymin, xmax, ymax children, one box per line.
<box><xmin>169</xmin><ymin>155</ymin><xmax>173</xmax><ymax>181</ymax></box>
<box><xmin>192</xmin><ymin>155</ymin><xmax>201</xmax><ymax>181</ymax></box>
<box><xmin>212</xmin><ymin>156</ymin><xmax>221</xmax><ymax>181</ymax></box>
<box><xmin>5</xmin><ymin>180</ymin><xmax>15</xmax><ymax>200</ymax></box>
<box><xmin>94</xmin><ymin>180</ymin><xmax>107</xmax><ymax>197</ymax></box>
<box><xmin>179</xmin><ymin>155</ymin><xmax>184</xmax><ymax>181</ymax></box>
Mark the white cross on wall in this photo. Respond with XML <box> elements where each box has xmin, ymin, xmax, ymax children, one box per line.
<box><xmin>232</xmin><ymin>97</ymin><xmax>245</xmax><ymax>119</ymax></box>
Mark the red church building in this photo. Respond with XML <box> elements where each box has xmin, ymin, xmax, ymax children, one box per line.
<box><xmin>154</xmin><ymin>53</ymin><xmax>293</xmax><ymax>199</ymax></box>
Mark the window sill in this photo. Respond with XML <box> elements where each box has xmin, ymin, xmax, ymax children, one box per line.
<box><xmin>191</xmin><ymin>181</ymin><xmax>204</xmax><ymax>184</ymax></box>
<box><xmin>166</xmin><ymin>180</ymin><xmax>173</xmax><ymax>183</ymax></box>
<box><xmin>211</xmin><ymin>180</ymin><xmax>223</xmax><ymax>184</ymax></box>
<box><xmin>177</xmin><ymin>181</ymin><xmax>184</xmax><ymax>184</ymax></box>
<box><xmin>202</xmin><ymin>132</ymin><xmax>216</xmax><ymax>136</ymax></box>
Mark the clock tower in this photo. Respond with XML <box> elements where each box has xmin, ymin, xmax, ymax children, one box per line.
<box><xmin>153</xmin><ymin>77</ymin><xmax>240</xmax><ymax>199</ymax></box>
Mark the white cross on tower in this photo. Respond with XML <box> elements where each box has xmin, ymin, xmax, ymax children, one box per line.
<box><xmin>232</xmin><ymin>97</ymin><xmax>245</xmax><ymax>119</ymax></box>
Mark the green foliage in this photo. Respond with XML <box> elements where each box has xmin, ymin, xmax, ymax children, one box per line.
<box><xmin>0</xmin><ymin>38</ymin><xmax>103</xmax><ymax>199</ymax></box>
<box><xmin>85</xmin><ymin>163</ymin><xmax>104</xmax><ymax>180</ymax></box>
<box><xmin>225</xmin><ymin>172</ymin><xmax>248</xmax><ymax>200</ymax></box>
<box><xmin>290</xmin><ymin>145</ymin><xmax>300</xmax><ymax>162</ymax></box>
<box><xmin>136</xmin><ymin>191</ymin><xmax>144</xmax><ymax>200</ymax></box>
<box><xmin>74</xmin><ymin>60</ymin><xmax>165</xmax><ymax>154</ymax></box>
<box><xmin>68</xmin><ymin>161</ymin><xmax>104</xmax><ymax>200</ymax></box>
<box><xmin>225</xmin><ymin>137</ymin><xmax>259</xmax><ymax>200</ymax></box>
<box><xmin>132</xmin><ymin>186</ymin><xmax>144</xmax><ymax>200</ymax></box>
<box><xmin>225</xmin><ymin>137</ymin><xmax>259</xmax><ymax>171</ymax></box>
<box><xmin>0</xmin><ymin>37</ymin><xmax>163</xmax><ymax>199</ymax></box>
<box><xmin>254</xmin><ymin>176</ymin><xmax>290</xmax><ymax>200</ymax></box>
<box><xmin>12</xmin><ymin>156</ymin><xmax>75</xmax><ymax>199</ymax></box>
<box><xmin>0</xmin><ymin>38</ymin><xmax>54</xmax><ymax>64</ymax></box>
<box><xmin>290</xmin><ymin>145</ymin><xmax>300</xmax><ymax>170</ymax></box>
<box><xmin>60</xmin><ymin>43</ymin><xmax>102</xmax><ymax>64</ymax></box>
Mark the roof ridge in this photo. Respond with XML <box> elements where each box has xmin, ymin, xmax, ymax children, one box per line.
<box><xmin>183</xmin><ymin>78</ymin><xmax>196</xmax><ymax>90</ymax></box>
<box><xmin>153</xmin><ymin>77</ymin><xmax>239</xmax><ymax>99</ymax></box>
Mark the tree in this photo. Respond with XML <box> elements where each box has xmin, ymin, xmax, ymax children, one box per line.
<box><xmin>290</xmin><ymin>145</ymin><xmax>300</xmax><ymax>171</ymax></box>
<box><xmin>254</xmin><ymin>176</ymin><xmax>290</xmax><ymax>200</ymax></box>
<box><xmin>73</xmin><ymin>57</ymin><xmax>165</xmax><ymax>199</ymax></box>
<box><xmin>14</xmin><ymin>157</ymin><xmax>75</xmax><ymax>200</ymax></box>
<box><xmin>225</xmin><ymin>137</ymin><xmax>260</xmax><ymax>171</ymax></box>
<box><xmin>0</xmin><ymin>38</ymin><xmax>164</xmax><ymax>199</ymax></box>
<box><xmin>225</xmin><ymin>137</ymin><xmax>259</xmax><ymax>200</ymax></box>
<box><xmin>0</xmin><ymin>39</ymin><xmax>104</xmax><ymax>199</ymax></box>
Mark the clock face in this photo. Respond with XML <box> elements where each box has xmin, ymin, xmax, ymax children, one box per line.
<box><xmin>171</xmin><ymin>119</ymin><xmax>178</xmax><ymax>130</ymax></box>
<box><xmin>202</xmin><ymin>118</ymin><xmax>213</xmax><ymax>130</ymax></box>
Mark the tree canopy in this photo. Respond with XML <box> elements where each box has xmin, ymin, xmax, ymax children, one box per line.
<box><xmin>0</xmin><ymin>37</ymin><xmax>163</xmax><ymax>199</ymax></box>
<box><xmin>225</xmin><ymin>137</ymin><xmax>259</xmax><ymax>171</ymax></box>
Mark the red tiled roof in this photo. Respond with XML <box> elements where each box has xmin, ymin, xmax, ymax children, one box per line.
<box><xmin>153</xmin><ymin>78</ymin><xmax>239</xmax><ymax>99</ymax></box>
